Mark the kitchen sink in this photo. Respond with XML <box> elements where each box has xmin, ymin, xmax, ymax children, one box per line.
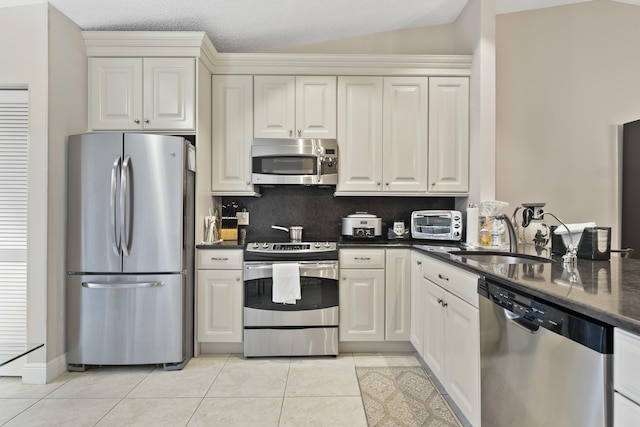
<box><xmin>450</xmin><ymin>250</ymin><xmax>554</xmax><ymax>264</ymax></box>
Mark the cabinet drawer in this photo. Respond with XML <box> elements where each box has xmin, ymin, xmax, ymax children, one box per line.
<box><xmin>615</xmin><ymin>392</ymin><xmax>640</xmax><ymax>427</ymax></box>
<box><xmin>197</xmin><ymin>249</ymin><xmax>243</xmax><ymax>269</ymax></box>
<box><xmin>340</xmin><ymin>249</ymin><xmax>386</xmax><ymax>269</ymax></box>
<box><xmin>614</xmin><ymin>328</ymin><xmax>640</xmax><ymax>404</ymax></box>
<box><xmin>421</xmin><ymin>255</ymin><xmax>479</xmax><ymax>307</ymax></box>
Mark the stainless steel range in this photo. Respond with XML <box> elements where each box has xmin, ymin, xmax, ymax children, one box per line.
<box><xmin>243</xmin><ymin>242</ymin><xmax>339</xmax><ymax>357</ymax></box>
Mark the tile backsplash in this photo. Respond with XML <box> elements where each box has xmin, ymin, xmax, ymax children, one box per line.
<box><xmin>223</xmin><ymin>186</ymin><xmax>454</xmax><ymax>242</ymax></box>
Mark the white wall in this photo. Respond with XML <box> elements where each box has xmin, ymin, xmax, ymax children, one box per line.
<box><xmin>496</xmin><ymin>1</ymin><xmax>640</xmax><ymax>246</ymax></box>
<box><xmin>0</xmin><ymin>2</ymin><xmax>85</xmax><ymax>382</ymax></box>
<box><xmin>272</xmin><ymin>23</ymin><xmax>460</xmax><ymax>55</ymax></box>
<box><xmin>46</xmin><ymin>4</ymin><xmax>87</xmax><ymax>377</ymax></box>
<box><xmin>0</xmin><ymin>3</ymin><xmax>49</xmax><ymax>378</ymax></box>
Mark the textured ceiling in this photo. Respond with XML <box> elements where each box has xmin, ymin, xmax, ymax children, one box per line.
<box><xmin>3</xmin><ymin>0</ymin><xmax>640</xmax><ymax>53</ymax></box>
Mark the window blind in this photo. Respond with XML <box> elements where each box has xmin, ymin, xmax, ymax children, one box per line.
<box><xmin>0</xmin><ymin>89</ymin><xmax>28</xmax><ymax>358</ymax></box>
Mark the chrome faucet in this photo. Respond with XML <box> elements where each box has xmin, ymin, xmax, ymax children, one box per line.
<box><xmin>496</xmin><ymin>214</ymin><xmax>518</xmax><ymax>253</ymax></box>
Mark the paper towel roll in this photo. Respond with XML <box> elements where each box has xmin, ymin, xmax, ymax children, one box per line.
<box><xmin>466</xmin><ymin>205</ymin><xmax>479</xmax><ymax>246</ymax></box>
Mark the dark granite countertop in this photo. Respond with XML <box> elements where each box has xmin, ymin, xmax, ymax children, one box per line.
<box><xmin>416</xmin><ymin>247</ymin><xmax>640</xmax><ymax>335</ymax></box>
<box><xmin>196</xmin><ymin>241</ymin><xmax>245</xmax><ymax>250</ymax></box>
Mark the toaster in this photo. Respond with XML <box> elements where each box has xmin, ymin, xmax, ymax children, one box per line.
<box><xmin>411</xmin><ymin>210</ymin><xmax>462</xmax><ymax>241</ymax></box>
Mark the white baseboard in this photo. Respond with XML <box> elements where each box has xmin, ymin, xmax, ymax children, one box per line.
<box><xmin>21</xmin><ymin>353</ymin><xmax>67</xmax><ymax>385</ymax></box>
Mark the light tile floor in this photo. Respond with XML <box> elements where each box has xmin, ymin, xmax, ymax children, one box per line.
<box><xmin>0</xmin><ymin>352</ymin><xmax>469</xmax><ymax>427</ymax></box>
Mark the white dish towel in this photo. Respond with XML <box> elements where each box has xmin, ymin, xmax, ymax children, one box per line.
<box><xmin>272</xmin><ymin>263</ymin><xmax>301</xmax><ymax>304</ymax></box>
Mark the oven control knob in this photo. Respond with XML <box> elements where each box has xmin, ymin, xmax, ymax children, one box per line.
<box><xmin>262</xmin><ymin>243</ymin><xmax>269</xmax><ymax>248</ymax></box>
<box><xmin>324</xmin><ymin>242</ymin><xmax>331</xmax><ymax>248</ymax></box>
<box><xmin>252</xmin><ymin>243</ymin><xmax>259</xmax><ymax>249</ymax></box>
<box><xmin>315</xmin><ymin>242</ymin><xmax>321</xmax><ymax>248</ymax></box>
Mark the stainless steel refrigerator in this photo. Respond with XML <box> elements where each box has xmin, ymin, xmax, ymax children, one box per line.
<box><xmin>66</xmin><ymin>133</ymin><xmax>195</xmax><ymax>371</ymax></box>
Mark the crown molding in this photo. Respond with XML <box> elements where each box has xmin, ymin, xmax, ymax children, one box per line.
<box><xmin>212</xmin><ymin>53</ymin><xmax>472</xmax><ymax>76</ymax></box>
<box><xmin>82</xmin><ymin>31</ymin><xmax>218</xmax><ymax>72</ymax></box>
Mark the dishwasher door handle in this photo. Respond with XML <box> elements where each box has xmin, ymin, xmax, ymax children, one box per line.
<box><xmin>503</xmin><ymin>308</ymin><xmax>540</xmax><ymax>333</ymax></box>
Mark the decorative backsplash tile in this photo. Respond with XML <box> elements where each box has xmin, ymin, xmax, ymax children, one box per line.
<box><xmin>223</xmin><ymin>187</ymin><xmax>454</xmax><ymax>242</ymax></box>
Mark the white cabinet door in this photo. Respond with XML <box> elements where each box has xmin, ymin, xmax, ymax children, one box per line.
<box><xmin>428</xmin><ymin>77</ymin><xmax>469</xmax><ymax>193</ymax></box>
<box><xmin>337</xmin><ymin>76</ymin><xmax>383</xmax><ymax>192</ymax></box>
<box><xmin>410</xmin><ymin>252</ymin><xmax>425</xmax><ymax>356</ymax></box>
<box><xmin>89</xmin><ymin>57</ymin><xmax>195</xmax><ymax>131</ymax></box>
<box><xmin>445</xmin><ymin>292</ymin><xmax>480</xmax><ymax>427</ymax></box>
<box><xmin>383</xmin><ymin>77</ymin><xmax>428</xmax><ymax>192</ymax></box>
<box><xmin>197</xmin><ymin>269</ymin><xmax>243</xmax><ymax>343</ymax></box>
<box><xmin>423</xmin><ymin>277</ymin><xmax>446</xmax><ymax>383</ymax></box>
<box><xmin>339</xmin><ymin>269</ymin><xmax>385</xmax><ymax>341</ymax></box>
<box><xmin>143</xmin><ymin>57</ymin><xmax>195</xmax><ymax>130</ymax></box>
<box><xmin>254</xmin><ymin>75</ymin><xmax>296</xmax><ymax>138</ymax></box>
<box><xmin>89</xmin><ymin>57</ymin><xmax>143</xmax><ymax>130</ymax></box>
<box><xmin>296</xmin><ymin>76</ymin><xmax>336</xmax><ymax>139</ymax></box>
<box><xmin>385</xmin><ymin>249</ymin><xmax>411</xmax><ymax>341</ymax></box>
<box><xmin>615</xmin><ymin>392</ymin><xmax>640</xmax><ymax>427</ymax></box>
<box><xmin>212</xmin><ymin>75</ymin><xmax>255</xmax><ymax>193</ymax></box>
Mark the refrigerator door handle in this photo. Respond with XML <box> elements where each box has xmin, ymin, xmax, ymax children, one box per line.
<box><xmin>111</xmin><ymin>156</ymin><xmax>122</xmax><ymax>256</ymax></box>
<box><xmin>121</xmin><ymin>156</ymin><xmax>131</xmax><ymax>256</ymax></box>
<box><xmin>82</xmin><ymin>281</ymin><xmax>165</xmax><ymax>289</ymax></box>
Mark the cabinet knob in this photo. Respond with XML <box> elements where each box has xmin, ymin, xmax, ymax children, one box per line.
<box><xmin>442</xmin><ymin>301</ymin><xmax>448</xmax><ymax>307</ymax></box>
<box><xmin>385</xmin><ymin>183</ymin><xmax>389</xmax><ymax>186</ymax></box>
<box><xmin>298</xmin><ymin>130</ymin><xmax>301</xmax><ymax>137</ymax></box>
<box><xmin>134</xmin><ymin>119</ymin><xmax>140</xmax><ymax>124</ymax></box>
<box><xmin>289</xmin><ymin>130</ymin><xmax>293</xmax><ymax>137</ymax></box>
<box><xmin>431</xmin><ymin>183</ymin><xmax>436</xmax><ymax>186</ymax></box>
<box><xmin>342</xmin><ymin>277</ymin><xmax>346</xmax><ymax>281</ymax></box>
<box><xmin>417</xmin><ymin>261</ymin><xmax>422</xmax><ymax>265</ymax></box>
<box><xmin>246</xmin><ymin>181</ymin><xmax>250</xmax><ymax>185</ymax></box>
<box><xmin>144</xmin><ymin>118</ymin><xmax>150</xmax><ymax>124</ymax></box>
<box><xmin>236</xmin><ymin>277</ymin><xmax>241</xmax><ymax>282</ymax></box>
<box><xmin>377</xmin><ymin>182</ymin><xmax>381</xmax><ymax>186</ymax></box>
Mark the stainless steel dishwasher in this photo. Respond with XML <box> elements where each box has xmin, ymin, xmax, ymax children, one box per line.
<box><xmin>478</xmin><ymin>278</ymin><xmax>613</xmax><ymax>427</ymax></box>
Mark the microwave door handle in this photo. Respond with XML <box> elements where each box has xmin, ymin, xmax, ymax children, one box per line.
<box><xmin>317</xmin><ymin>148</ymin><xmax>322</xmax><ymax>184</ymax></box>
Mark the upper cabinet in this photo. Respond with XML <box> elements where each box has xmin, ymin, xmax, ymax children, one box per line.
<box><xmin>89</xmin><ymin>57</ymin><xmax>196</xmax><ymax>131</ymax></box>
<box><xmin>254</xmin><ymin>75</ymin><xmax>337</xmax><ymax>139</ymax></box>
<box><xmin>211</xmin><ymin>75</ymin><xmax>256</xmax><ymax>195</ymax></box>
<box><xmin>428</xmin><ymin>77</ymin><xmax>470</xmax><ymax>193</ymax></box>
<box><xmin>337</xmin><ymin>76</ymin><xmax>428</xmax><ymax>193</ymax></box>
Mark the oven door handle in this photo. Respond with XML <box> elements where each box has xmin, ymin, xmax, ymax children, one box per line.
<box><xmin>243</xmin><ymin>261</ymin><xmax>339</xmax><ymax>281</ymax></box>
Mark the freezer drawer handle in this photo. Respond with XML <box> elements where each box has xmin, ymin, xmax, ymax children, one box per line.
<box><xmin>82</xmin><ymin>281</ymin><xmax>165</xmax><ymax>289</ymax></box>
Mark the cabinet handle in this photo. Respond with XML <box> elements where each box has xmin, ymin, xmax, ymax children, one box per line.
<box><xmin>417</xmin><ymin>261</ymin><xmax>422</xmax><ymax>265</ymax></box>
<box><xmin>354</xmin><ymin>257</ymin><xmax>371</xmax><ymax>261</ymax></box>
<box><xmin>298</xmin><ymin>129</ymin><xmax>301</xmax><ymax>137</ymax></box>
<box><xmin>438</xmin><ymin>273</ymin><xmax>449</xmax><ymax>281</ymax></box>
<box><xmin>437</xmin><ymin>298</ymin><xmax>443</xmax><ymax>305</ymax></box>
<box><xmin>437</xmin><ymin>298</ymin><xmax>448</xmax><ymax>308</ymax></box>
<box><xmin>442</xmin><ymin>300</ymin><xmax>448</xmax><ymax>307</ymax></box>
<box><xmin>134</xmin><ymin>119</ymin><xmax>140</xmax><ymax>124</ymax></box>
<box><xmin>236</xmin><ymin>277</ymin><xmax>241</xmax><ymax>282</ymax></box>
<box><xmin>246</xmin><ymin>181</ymin><xmax>250</xmax><ymax>185</ymax></box>
<box><xmin>385</xmin><ymin>183</ymin><xmax>389</xmax><ymax>186</ymax></box>
<box><xmin>289</xmin><ymin>130</ymin><xmax>293</xmax><ymax>137</ymax></box>
<box><xmin>144</xmin><ymin>118</ymin><xmax>150</xmax><ymax>124</ymax></box>
<box><xmin>431</xmin><ymin>182</ymin><xmax>436</xmax><ymax>186</ymax></box>
<box><xmin>211</xmin><ymin>257</ymin><xmax>229</xmax><ymax>261</ymax></box>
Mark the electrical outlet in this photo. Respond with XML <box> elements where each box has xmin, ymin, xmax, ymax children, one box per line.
<box><xmin>236</xmin><ymin>211</ymin><xmax>249</xmax><ymax>226</ymax></box>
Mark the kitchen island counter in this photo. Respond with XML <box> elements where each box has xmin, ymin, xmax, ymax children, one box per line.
<box><xmin>416</xmin><ymin>246</ymin><xmax>640</xmax><ymax>335</ymax></box>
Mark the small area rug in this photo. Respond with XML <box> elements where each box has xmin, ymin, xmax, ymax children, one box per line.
<box><xmin>356</xmin><ymin>366</ymin><xmax>463</xmax><ymax>427</ymax></box>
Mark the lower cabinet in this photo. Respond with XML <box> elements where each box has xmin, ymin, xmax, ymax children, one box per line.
<box><xmin>339</xmin><ymin>248</ymin><xmax>410</xmax><ymax>342</ymax></box>
<box><xmin>196</xmin><ymin>249</ymin><xmax>243</xmax><ymax>343</ymax></box>
<box><xmin>614</xmin><ymin>328</ymin><xmax>640</xmax><ymax>426</ymax></box>
<box><xmin>416</xmin><ymin>255</ymin><xmax>481</xmax><ymax>427</ymax></box>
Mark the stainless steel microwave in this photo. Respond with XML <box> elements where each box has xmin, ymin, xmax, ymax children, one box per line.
<box><xmin>411</xmin><ymin>210</ymin><xmax>463</xmax><ymax>241</ymax></box>
<box><xmin>251</xmin><ymin>138</ymin><xmax>338</xmax><ymax>185</ymax></box>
